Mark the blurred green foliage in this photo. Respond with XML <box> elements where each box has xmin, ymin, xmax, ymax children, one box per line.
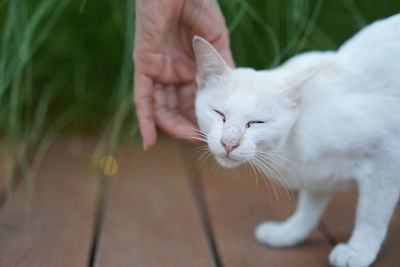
<box><xmin>0</xmin><ymin>0</ymin><xmax>399</xmax><ymax>143</ymax></box>
<box><xmin>223</xmin><ymin>0</ymin><xmax>400</xmax><ymax>68</ymax></box>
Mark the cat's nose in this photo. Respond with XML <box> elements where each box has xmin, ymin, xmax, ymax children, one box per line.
<box><xmin>221</xmin><ymin>140</ymin><xmax>240</xmax><ymax>153</ymax></box>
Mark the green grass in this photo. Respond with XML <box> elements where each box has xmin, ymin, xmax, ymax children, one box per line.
<box><xmin>0</xmin><ymin>0</ymin><xmax>71</xmax><ymax>191</ymax></box>
<box><xmin>0</xmin><ymin>0</ymin><xmax>399</xmax><ymax>184</ymax></box>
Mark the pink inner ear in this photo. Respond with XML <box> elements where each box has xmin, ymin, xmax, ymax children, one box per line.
<box><xmin>193</xmin><ymin>36</ymin><xmax>227</xmax><ymax>88</ymax></box>
<box><xmin>281</xmin><ymin>84</ymin><xmax>302</xmax><ymax>108</ymax></box>
<box><xmin>280</xmin><ymin>66</ymin><xmax>321</xmax><ymax>108</ymax></box>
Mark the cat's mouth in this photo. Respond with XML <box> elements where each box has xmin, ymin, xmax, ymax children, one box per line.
<box><xmin>215</xmin><ymin>154</ymin><xmax>243</xmax><ymax>168</ymax></box>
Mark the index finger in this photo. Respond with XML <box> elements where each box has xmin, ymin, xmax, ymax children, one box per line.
<box><xmin>134</xmin><ymin>72</ymin><xmax>157</xmax><ymax>150</ymax></box>
<box><xmin>153</xmin><ymin>84</ymin><xmax>201</xmax><ymax>143</ymax></box>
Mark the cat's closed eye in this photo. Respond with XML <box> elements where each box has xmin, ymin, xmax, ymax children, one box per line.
<box><xmin>213</xmin><ymin>109</ymin><xmax>226</xmax><ymax>122</ymax></box>
<box><xmin>213</xmin><ymin>108</ymin><xmax>267</xmax><ymax>127</ymax></box>
<box><xmin>246</xmin><ymin>121</ymin><xmax>265</xmax><ymax>128</ymax></box>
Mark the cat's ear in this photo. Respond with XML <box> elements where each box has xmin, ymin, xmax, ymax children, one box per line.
<box><xmin>280</xmin><ymin>65</ymin><xmax>322</xmax><ymax>108</ymax></box>
<box><xmin>193</xmin><ymin>36</ymin><xmax>228</xmax><ymax>88</ymax></box>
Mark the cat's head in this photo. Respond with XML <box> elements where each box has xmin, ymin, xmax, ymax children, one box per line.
<box><xmin>193</xmin><ymin>36</ymin><xmax>316</xmax><ymax>168</ymax></box>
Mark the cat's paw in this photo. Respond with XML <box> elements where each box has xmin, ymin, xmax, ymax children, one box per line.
<box><xmin>254</xmin><ymin>221</ymin><xmax>307</xmax><ymax>248</ymax></box>
<box><xmin>329</xmin><ymin>243</ymin><xmax>375</xmax><ymax>267</ymax></box>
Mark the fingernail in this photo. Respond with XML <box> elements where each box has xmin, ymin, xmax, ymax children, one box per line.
<box><xmin>142</xmin><ymin>142</ymin><xmax>148</xmax><ymax>151</ymax></box>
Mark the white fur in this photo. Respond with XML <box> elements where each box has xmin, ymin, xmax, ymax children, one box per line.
<box><xmin>193</xmin><ymin>14</ymin><xmax>400</xmax><ymax>267</ymax></box>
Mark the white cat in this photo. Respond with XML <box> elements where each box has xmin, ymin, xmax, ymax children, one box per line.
<box><xmin>193</xmin><ymin>14</ymin><xmax>400</xmax><ymax>267</ymax></box>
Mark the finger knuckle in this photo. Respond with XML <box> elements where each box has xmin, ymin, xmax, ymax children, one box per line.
<box><xmin>134</xmin><ymin>95</ymin><xmax>153</xmax><ymax>106</ymax></box>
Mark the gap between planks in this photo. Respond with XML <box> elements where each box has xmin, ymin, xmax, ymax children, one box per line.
<box><xmin>178</xmin><ymin>143</ymin><xmax>223</xmax><ymax>267</ymax></box>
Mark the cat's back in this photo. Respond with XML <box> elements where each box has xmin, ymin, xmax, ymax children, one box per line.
<box><xmin>320</xmin><ymin>14</ymin><xmax>400</xmax><ymax>98</ymax></box>
<box><xmin>338</xmin><ymin>14</ymin><xmax>400</xmax><ymax>74</ymax></box>
<box><xmin>287</xmin><ymin>15</ymin><xmax>400</xmax><ymax>185</ymax></box>
<box><xmin>293</xmin><ymin>15</ymin><xmax>400</xmax><ymax>158</ymax></box>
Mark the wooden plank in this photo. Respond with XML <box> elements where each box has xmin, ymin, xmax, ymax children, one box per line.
<box><xmin>0</xmin><ymin>138</ymin><xmax>98</xmax><ymax>266</ymax></box>
<box><xmin>95</xmin><ymin>138</ymin><xmax>215</xmax><ymax>267</ymax></box>
<box><xmin>195</xmin><ymin>157</ymin><xmax>333</xmax><ymax>266</ymax></box>
<box><xmin>322</xmin><ymin>189</ymin><xmax>400</xmax><ymax>266</ymax></box>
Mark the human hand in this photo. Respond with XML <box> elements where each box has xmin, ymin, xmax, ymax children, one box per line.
<box><xmin>134</xmin><ymin>0</ymin><xmax>234</xmax><ymax>150</ymax></box>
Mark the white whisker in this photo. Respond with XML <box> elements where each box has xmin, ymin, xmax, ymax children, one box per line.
<box><xmin>186</xmin><ymin>136</ymin><xmax>208</xmax><ymax>142</ymax></box>
<box><xmin>253</xmin><ymin>153</ymin><xmax>295</xmax><ymax>201</ymax></box>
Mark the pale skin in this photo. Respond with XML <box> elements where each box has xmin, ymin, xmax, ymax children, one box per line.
<box><xmin>133</xmin><ymin>0</ymin><xmax>234</xmax><ymax>150</ymax></box>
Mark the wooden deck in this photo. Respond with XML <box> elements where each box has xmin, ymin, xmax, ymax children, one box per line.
<box><xmin>0</xmin><ymin>137</ymin><xmax>398</xmax><ymax>266</ymax></box>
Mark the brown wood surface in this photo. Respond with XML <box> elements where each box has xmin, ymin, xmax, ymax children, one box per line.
<box><xmin>322</xmin><ymin>189</ymin><xmax>400</xmax><ymax>266</ymax></box>
<box><xmin>95</xmin><ymin>139</ymin><xmax>215</xmax><ymax>267</ymax></box>
<box><xmin>0</xmin><ymin>137</ymin><xmax>399</xmax><ymax>266</ymax></box>
<box><xmin>194</xmin><ymin>157</ymin><xmax>333</xmax><ymax>267</ymax></box>
<box><xmin>0</xmin><ymin>138</ymin><xmax>98</xmax><ymax>267</ymax></box>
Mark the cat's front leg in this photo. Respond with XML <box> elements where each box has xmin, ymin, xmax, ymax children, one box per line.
<box><xmin>329</xmin><ymin>175</ymin><xmax>400</xmax><ymax>267</ymax></box>
<box><xmin>255</xmin><ymin>190</ymin><xmax>332</xmax><ymax>248</ymax></box>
